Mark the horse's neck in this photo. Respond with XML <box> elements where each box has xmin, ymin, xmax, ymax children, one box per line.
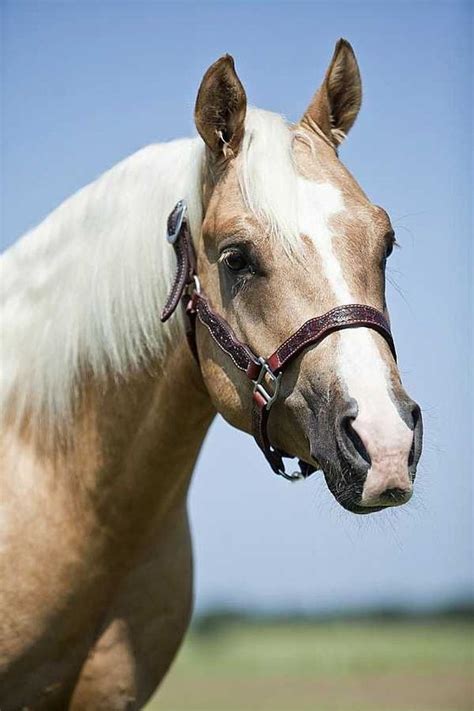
<box><xmin>74</xmin><ymin>342</ymin><xmax>214</xmax><ymax>538</ymax></box>
<box><xmin>6</xmin><ymin>340</ymin><xmax>214</xmax><ymax>553</ymax></box>
<box><xmin>2</xmin><ymin>136</ymin><xmax>214</xmax><ymax>571</ymax></box>
<box><xmin>0</xmin><ymin>341</ymin><xmax>213</xmax><ymax>647</ymax></box>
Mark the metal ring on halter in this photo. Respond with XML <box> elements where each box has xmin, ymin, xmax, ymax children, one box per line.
<box><xmin>192</xmin><ymin>275</ymin><xmax>201</xmax><ymax>295</ymax></box>
<box><xmin>286</xmin><ymin>470</ymin><xmax>307</xmax><ymax>482</ymax></box>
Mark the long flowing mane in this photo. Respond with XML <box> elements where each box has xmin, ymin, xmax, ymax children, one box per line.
<box><xmin>1</xmin><ymin>109</ymin><xmax>299</xmax><ymax>425</ymax></box>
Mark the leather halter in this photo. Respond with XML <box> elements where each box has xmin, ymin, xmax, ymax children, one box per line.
<box><xmin>161</xmin><ymin>200</ymin><xmax>397</xmax><ymax>482</ymax></box>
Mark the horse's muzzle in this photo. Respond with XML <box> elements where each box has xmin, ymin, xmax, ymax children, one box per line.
<box><xmin>312</xmin><ymin>397</ymin><xmax>423</xmax><ymax>514</ymax></box>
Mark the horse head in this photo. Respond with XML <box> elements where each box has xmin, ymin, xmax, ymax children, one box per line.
<box><xmin>189</xmin><ymin>41</ymin><xmax>422</xmax><ymax>513</ymax></box>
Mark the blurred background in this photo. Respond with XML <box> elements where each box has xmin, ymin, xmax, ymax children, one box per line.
<box><xmin>2</xmin><ymin>1</ymin><xmax>472</xmax><ymax>710</ymax></box>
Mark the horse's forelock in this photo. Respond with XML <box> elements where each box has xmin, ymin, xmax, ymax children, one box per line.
<box><xmin>237</xmin><ymin>109</ymin><xmax>302</xmax><ymax>254</ymax></box>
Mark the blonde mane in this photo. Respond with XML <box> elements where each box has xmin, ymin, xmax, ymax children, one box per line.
<box><xmin>0</xmin><ymin>108</ymin><xmax>299</xmax><ymax>425</ymax></box>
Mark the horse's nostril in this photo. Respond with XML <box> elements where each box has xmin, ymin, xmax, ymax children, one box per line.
<box><xmin>408</xmin><ymin>404</ymin><xmax>421</xmax><ymax>467</ymax></box>
<box><xmin>343</xmin><ymin>418</ymin><xmax>371</xmax><ymax>466</ymax></box>
<box><xmin>411</xmin><ymin>404</ymin><xmax>421</xmax><ymax>429</ymax></box>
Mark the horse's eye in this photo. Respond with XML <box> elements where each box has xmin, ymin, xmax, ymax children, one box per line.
<box><xmin>384</xmin><ymin>232</ymin><xmax>397</xmax><ymax>260</ymax></box>
<box><xmin>222</xmin><ymin>250</ymin><xmax>251</xmax><ymax>274</ymax></box>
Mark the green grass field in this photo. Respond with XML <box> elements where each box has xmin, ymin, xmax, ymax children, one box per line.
<box><xmin>145</xmin><ymin>619</ymin><xmax>473</xmax><ymax>711</ymax></box>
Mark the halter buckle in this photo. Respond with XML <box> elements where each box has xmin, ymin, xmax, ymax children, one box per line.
<box><xmin>252</xmin><ymin>358</ymin><xmax>282</xmax><ymax>410</ymax></box>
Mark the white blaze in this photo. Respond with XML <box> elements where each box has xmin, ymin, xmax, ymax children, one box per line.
<box><xmin>297</xmin><ymin>178</ymin><xmax>412</xmax><ymax>492</ymax></box>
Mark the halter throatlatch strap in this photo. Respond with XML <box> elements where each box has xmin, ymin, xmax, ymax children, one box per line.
<box><xmin>161</xmin><ymin>200</ymin><xmax>397</xmax><ymax>483</ymax></box>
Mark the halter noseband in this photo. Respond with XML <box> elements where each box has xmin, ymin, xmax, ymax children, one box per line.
<box><xmin>161</xmin><ymin>200</ymin><xmax>396</xmax><ymax>482</ymax></box>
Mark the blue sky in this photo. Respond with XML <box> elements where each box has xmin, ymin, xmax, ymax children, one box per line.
<box><xmin>2</xmin><ymin>1</ymin><xmax>472</xmax><ymax>612</ymax></box>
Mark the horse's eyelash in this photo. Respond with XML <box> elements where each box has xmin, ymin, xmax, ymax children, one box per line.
<box><xmin>231</xmin><ymin>274</ymin><xmax>253</xmax><ymax>297</ymax></box>
<box><xmin>218</xmin><ymin>247</ymin><xmax>248</xmax><ymax>264</ymax></box>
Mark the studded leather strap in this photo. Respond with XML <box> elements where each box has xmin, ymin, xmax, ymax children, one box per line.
<box><xmin>161</xmin><ymin>200</ymin><xmax>196</xmax><ymax>323</ymax></box>
<box><xmin>267</xmin><ymin>304</ymin><xmax>396</xmax><ymax>372</ymax></box>
<box><xmin>161</xmin><ymin>200</ymin><xmax>397</xmax><ymax>482</ymax></box>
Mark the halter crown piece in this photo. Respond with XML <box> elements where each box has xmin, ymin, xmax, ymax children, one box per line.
<box><xmin>161</xmin><ymin>200</ymin><xmax>397</xmax><ymax>482</ymax></box>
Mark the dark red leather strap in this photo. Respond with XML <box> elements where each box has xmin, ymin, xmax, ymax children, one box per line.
<box><xmin>191</xmin><ymin>294</ymin><xmax>260</xmax><ymax>373</ymax></box>
<box><xmin>161</xmin><ymin>201</ymin><xmax>196</xmax><ymax>323</ymax></box>
<box><xmin>161</xmin><ymin>200</ymin><xmax>397</xmax><ymax>483</ymax></box>
<box><xmin>267</xmin><ymin>304</ymin><xmax>396</xmax><ymax>371</ymax></box>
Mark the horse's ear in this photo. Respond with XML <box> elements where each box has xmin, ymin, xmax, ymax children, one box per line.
<box><xmin>301</xmin><ymin>39</ymin><xmax>362</xmax><ymax>147</ymax></box>
<box><xmin>195</xmin><ymin>55</ymin><xmax>247</xmax><ymax>167</ymax></box>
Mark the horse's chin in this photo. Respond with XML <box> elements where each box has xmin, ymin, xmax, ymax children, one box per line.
<box><xmin>318</xmin><ymin>467</ymin><xmax>384</xmax><ymax>515</ymax></box>
<box><xmin>336</xmin><ymin>500</ymin><xmax>386</xmax><ymax>515</ymax></box>
<box><xmin>305</xmin><ymin>446</ymin><xmax>388</xmax><ymax>515</ymax></box>
<box><xmin>320</xmin><ymin>471</ymin><xmax>395</xmax><ymax>515</ymax></box>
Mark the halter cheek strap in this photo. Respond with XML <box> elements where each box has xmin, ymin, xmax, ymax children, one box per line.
<box><xmin>161</xmin><ymin>200</ymin><xmax>397</xmax><ymax>482</ymax></box>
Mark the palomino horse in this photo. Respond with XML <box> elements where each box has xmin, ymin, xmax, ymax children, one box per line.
<box><xmin>0</xmin><ymin>39</ymin><xmax>422</xmax><ymax>709</ymax></box>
